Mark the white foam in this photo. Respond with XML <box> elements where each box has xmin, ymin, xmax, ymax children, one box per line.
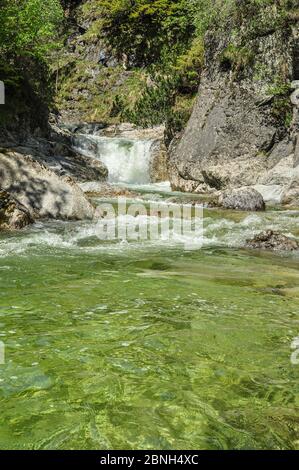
<box><xmin>74</xmin><ymin>136</ymin><xmax>153</xmax><ymax>185</ymax></box>
<box><xmin>253</xmin><ymin>184</ymin><xmax>284</xmax><ymax>203</ymax></box>
<box><xmin>1</xmin><ymin>206</ymin><xmax>299</xmax><ymax>258</ymax></box>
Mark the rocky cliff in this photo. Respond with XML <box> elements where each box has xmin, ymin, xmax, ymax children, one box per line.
<box><xmin>169</xmin><ymin>4</ymin><xmax>299</xmax><ymax>205</ymax></box>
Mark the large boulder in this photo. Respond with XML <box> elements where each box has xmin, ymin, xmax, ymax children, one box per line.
<box><xmin>15</xmin><ymin>136</ymin><xmax>108</xmax><ymax>184</ymax></box>
<box><xmin>281</xmin><ymin>172</ymin><xmax>299</xmax><ymax>207</ymax></box>
<box><xmin>169</xmin><ymin>74</ymin><xmax>274</xmax><ymax>192</ymax></box>
<box><xmin>39</xmin><ymin>149</ymin><xmax>108</xmax><ymax>183</ymax></box>
<box><xmin>246</xmin><ymin>230</ymin><xmax>299</xmax><ymax>251</ymax></box>
<box><xmin>218</xmin><ymin>187</ymin><xmax>265</xmax><ymax>211</ymax></box>
<box><xmin>0</xmin><ymin>149</ymin><xmax>95</xmax><ymax>220</ymax></box>
<box><xmin>0</xmin><ymin>190</ymin><xmax>33</xmax><ymax>230</ymax></box>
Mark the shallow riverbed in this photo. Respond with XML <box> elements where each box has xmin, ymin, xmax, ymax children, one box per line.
<box><xmin>0</xmin><ymin>191</ymin><xmax>298</xmax><ymax>449</ymax></box>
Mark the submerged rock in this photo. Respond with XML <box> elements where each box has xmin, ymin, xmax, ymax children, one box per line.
<box><xmin>0</xmin><ymin>190</ymin><xmax>33</xmax><ymax>230</ymax></box>
<box><xmin>246</xmin><ymin>230</ymin><xmax>299</xmax><ymax>251</ymax></box>
<box><xmin>218</xmin><ymin>188</ymin><xmax>265</xmax><ymax>211</ymax></box>
<box><xmin>79</xmin><ymin>182</ymin><xmax>138</xmax><ymax>198</ymax></box>
<box><xmin>0</xmin><ymin>149</ymin><xmax>95</xmax><ymax>221</ymax></box>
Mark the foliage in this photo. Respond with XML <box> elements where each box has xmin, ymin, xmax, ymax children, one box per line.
<box><xmin>119</xmin><ymin>39</ymin><xmax>202</xmax><ymax>127</ymax></box>
<box><xmin>172</xmin><ymin>37</ymin><xmax>204</xmax><ymax>94</ymax></box>
<box><xmin>85</xmin><ymin>0</ymin><xmax>196</xmax><ymax>65</ymax></box>
<box><xmin>122</xmin><ymin>75</ymin><xmax>179</xmax><ymax>127</ymax></box>
<box><xmin>193</xmin><ymin>0</ymin><xmax>299</xmax><ymax>39</ymax></box>
<box><xmin>0</xmin><ymin>0</ymin><xmax>296</xmax><ymax>134</ymax></box>
<box><xmin>0</xmin><ymin>0</ymin><xmax>63</xmax><ymax>60</ymax></box>
<box><xmin>111</xmin><ymin>70</ymin><xmax>194</xmax><ymax>142</ymax></box>
<box><xmin>0</xmin><ymin>0</ymin><xmax>64</xmax><ymax>129</ymax></box>
<box><xmin>58</xmin><ymin>0</ymin><xmax>204</xmax><ymax>128</ymax></box>
<box><xmin>193</xmin><ymin>0</ymin><xmax>235</xmax><ymax>37</ymax></box>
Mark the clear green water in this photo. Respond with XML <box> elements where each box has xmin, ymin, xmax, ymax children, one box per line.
<box><xmin>0</xmin><ymin>204</ymin><xmax>298</xmax><ymax>449</ymax></box>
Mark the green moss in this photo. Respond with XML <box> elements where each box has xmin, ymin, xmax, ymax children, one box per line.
<box><xmin>267</xmin><ymin>81</ymin><xmax>292</xmax><ymax>97</ymax></box>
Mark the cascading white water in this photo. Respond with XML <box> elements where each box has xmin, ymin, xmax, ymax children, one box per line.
<box><xmin>96</xmin><ymin>137</ymin><xmax>153</xmax><ymax>184</ymax></box>
<box><xmin>73</xmin><ymin>135</ymin><xmax>153</xmax><ymax>184</ymax></box>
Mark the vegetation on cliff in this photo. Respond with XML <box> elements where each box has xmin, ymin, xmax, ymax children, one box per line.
<box><xmin>54</xmin><ymin>0</ymin><xmax>204</xmax><ymax>133</ymax></box>
<box><xmin>54</xmin><ymin>0</ymin><xmax>298</xmax><ymax>138</ymax></box>
<box><xmin>1</xmin><ymin>1</ymin><xmax>298</xmax><ymax>134</ymax></box>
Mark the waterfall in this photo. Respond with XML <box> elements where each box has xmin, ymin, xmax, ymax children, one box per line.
<box><xmin>96</xmin><ymin>137</ymin><xmax>153</xmax><ymax>184</ymax></box>
<box><xmin>73</xmin><ymin>135</ymin><xmax>153</xmax><ymax>185</ymax></box>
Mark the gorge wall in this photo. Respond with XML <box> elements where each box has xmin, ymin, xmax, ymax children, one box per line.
<box><xmin>168</xmin><ymin>4</ymin><xmax>299</xmax><ymax>205</ymax></box>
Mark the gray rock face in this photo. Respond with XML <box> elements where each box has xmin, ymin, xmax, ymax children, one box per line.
<box><xmin>13</xmin><ymin>133</ymin><xmax>108</xmax><ymax>184</ymax></box>
<box><xmin>169</xmin><ymin>24</ymin><xmax>299</xmax><ymax>203</ymax></box>
<box><xmin>218</xmin><ymin>187</ymin><xmax>265</xmax><ymax>211</ymax></box>
<box><xmin>0</xmin><ymin>149</ymin><xmax>95</xmax><ymax>220</ymax></box>
<box><xmin>246</xmin><ymin>230</ymin><xmax>299</xmax><ymax>251</ymax></box>
<box><xmin>1</xmin><ymin>124</ymin><xmax>109</xmax><ymax>185</ymax></box>
<box><xmin>0</xmin><ymin>189</ymin><xmax>33</xmax><ymax>230</ymax></box>
<box><xmin>170</xmin><ymin>76</ymin><xmax>276</xmax><ymax>191</ymax></box>
<box><xmin>37</xmin><ymin>149</ymin><xmax>108</xmax><ymax>183</ymax></box>
<box><xmin>149</xmin><ymin>140</ymin><xmax>169</xmax><ymax>183</ymax></box>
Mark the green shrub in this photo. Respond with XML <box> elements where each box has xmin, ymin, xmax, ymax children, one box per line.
<box><xmin>111</xmin><ymin>70</ymin><xmax>193</xmax><ymax>142</ymax></box>
<box><xmin>0</xmin><ymin>0</ymin><xmax>63</xmax><ymax>60</ymax></box>
<box><xmin>267</xmin><ymin>79</ymin><xmax>292</xmax><ymax>128</ymax></box>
